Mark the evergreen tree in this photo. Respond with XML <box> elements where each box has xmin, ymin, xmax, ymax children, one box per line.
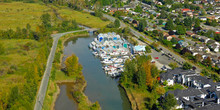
<box><xmin>165</xmin><ymin>19</ymin><xmax>174</xmax><ymax>30</ymax></box>
<box><xmin>138</xmin><ymin>20</ymin><xmax>147</xmax><ymax>32</ymax></box>
<box><xmin>182</xmin><ymin>62</ymin><xmax>192</xmax><ymax>70</ymax></box>
<box><xmin>114</xmin><ymin>19</ymin><xmax>120</xmax><ymax>28</ymax></box>
<box><xmin>160</xmin><ymin>94</ymin><xmax>177</xmax><ymax>110</ymax></box>
<box><xmin>176</xmin><ymin>25</ymin><xmax>186</xmax><ymax>35</ymax></box>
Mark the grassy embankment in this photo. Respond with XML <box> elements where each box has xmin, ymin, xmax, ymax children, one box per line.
<box><xmin>43</xmin><ymin>31</ymin><xmax>101</xmax><ymax>110</ymax></box>
<box><xmin>0</xmin><ymin>2</ymin><xmax>54</xmax><ymax>30</ymax></box>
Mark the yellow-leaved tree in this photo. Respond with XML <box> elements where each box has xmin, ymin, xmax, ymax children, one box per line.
<box><xmin>143</xmin><ymin>61</ymin><xmax>153</xmax><ymax>88</ymax></box>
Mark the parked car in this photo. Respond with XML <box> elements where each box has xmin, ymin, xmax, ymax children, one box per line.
<box><xmin>151</xmin><ymin>60</ymin><xmax>155</xmax><ymax>63</ymax></box>
<box><xmin>155</xmin><ymin>57</ymin><xmax>159</xmax><ymax>59</ymax></box>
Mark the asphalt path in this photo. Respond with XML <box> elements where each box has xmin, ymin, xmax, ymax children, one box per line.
<box><xmin>34</xmin><ymin>29</ymin><xmax>93</xmax><ymax>110</ymax></box>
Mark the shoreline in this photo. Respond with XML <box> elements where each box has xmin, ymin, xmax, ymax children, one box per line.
<box><xmin>119</xmin><ymin>84</ymin><xmax>139</xmax><ymax>110</ymax></box>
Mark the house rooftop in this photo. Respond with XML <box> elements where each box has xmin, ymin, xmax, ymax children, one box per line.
<box><xmin>160</xmin><ymin>68</ymin><xmax>196</xmax><ymax>80</ymax></box>
<box><xmin>167</xmin><ymin>87</ymin><xmax>205</xmax><ymax>97</ymax></box>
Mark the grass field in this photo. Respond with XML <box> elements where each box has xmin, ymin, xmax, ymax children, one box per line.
<box><xmin>0</xmin><ymin>39</ymin><xmax>42</xmax><ymax>96</ymax></box>
<box><xmin>57</xmin><ymin>8</ymin><xmax>110</xmax><ymax>28</ymax></box>
<box><xmin>0</xmin><ymin>2</ymin><xmax>53</xmax><ymax>30</ymax></box>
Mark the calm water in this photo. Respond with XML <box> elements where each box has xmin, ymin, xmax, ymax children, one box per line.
<box><xmin>54</xmin><ymin>35</ymin><xmax>131</xmax><ymax>110</ymax></box>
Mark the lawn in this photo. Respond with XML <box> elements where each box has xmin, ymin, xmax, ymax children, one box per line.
<box><xmin>0</xmin><ymin>39</ymin><xmax>42</xmax><ymax>97</ymax></box>
<box><xmin>57</xmin><ymin>8</ymin><xmax>110</xmax><ymax>28</ymax></box>
<box><xmin>0</xmin><ymin>2</ymin><xmax>54</xmax><ymax>30</ymax></box>
<box><xmin>164</xmin><ymin>84</ymin><xmax>185</xmax><ymax>92</ymax></box>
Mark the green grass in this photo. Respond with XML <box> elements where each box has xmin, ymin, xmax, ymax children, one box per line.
<box><xmin>0</xmin><ymin>2</ymin><xmax>54</xmax><ymax>30</ymax></box>
<box><xmin>57</xmin><ymin>8</ymin><xmax>110</xmax><ymax>28</ymax></box>
<box><xmin>164</xmin><ymin>84</ymin><xmax>185</xmax><ymax>92</ymax></box>
<box><xmin>0</xmin><ymin>39</ymin><xmax>42</xmax><ymax>97</ymax></box>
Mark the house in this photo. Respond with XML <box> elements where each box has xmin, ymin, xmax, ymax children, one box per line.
<box><xmin>133</xmin><ymin>45</ymin><xmax>146</xmax><ymax>54</ymax></box>
<box><xmin>160</xmin><ymin>68</ymin><xmax>197</xmax><ymax>86</ymax></box>
<box><xmin>194</xmin><ymin>0</ymin><xmax>202</xmax><ymax>4</ymax></box>
<box><xmin>161</xmin><ymin>68</ymin><xmax>220</xmax><ymax>109</ymax></box>
<box><xmin>199</xmin><ymin>17</ymin><xmax>207</xmax><ymax>21</ymax></box>
<box><xmin>178</xmin><ymin>40</ymin><xmax>189</xmax><ymax>47</ymax></box>
<box><xmin>166</xmin><ymin>87</ymin><xmax>220</xmax><ymax>109</ymax></box>
<box><xmin>195</xmin><ymin>44</ymin><xmax>210</xmax><ymax>53</ymax></box>
<box><xmin>186</xmin><ymin>31</ymin><xmax>195</xmax><ymax>37</ymax></box>
<box><xmin>186</xmin><ymin>11</ymin><xmax>193</xmax><ymax>17</ymax></box>
<box><xmin>208</xmin><ymin>43</ymin><xmax>219</xmax><ymax>52</ymax></box>
<box><xmin>164</xmin><ymin>35</ymin><xmax>176</xmax><ymax>41</ymax></box>
<box><xmin>182</xmin><ymin>8</ymin><xmax>191</xmax><ymax>13</ymax></box>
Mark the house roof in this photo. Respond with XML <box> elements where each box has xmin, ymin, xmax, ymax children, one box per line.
<box><xmin>189</xmin><ymin>75</ymin><xmax>215</xmax><ymax>86</ymax></box>
<box><xmin>199</xmin><ymin>104</ymin><xmax>220</xmax><ymax>110</ymax></box>
<box><xmin>182</xmin><ymin>8</ymin><xmax>191</xmax><ymax>12</ymax></box>
<box><xmin>186</xmin><ymin>31</ymin><xmax>194</xmax><ymax>36</ymax></box>
<box><xmin>168</xmin><ymin>87</ymin><xmax>205</xmax><ymax>97</ymax></box>
<box><xmin>160</xmin><ymin>68</ymin><xmax>196</xmax><ymax>80</ymax></box>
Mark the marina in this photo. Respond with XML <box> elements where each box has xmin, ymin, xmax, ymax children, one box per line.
<box><xmin>89</xmin><ymin>32</ymin><xmax>132</xmax><ymax>77</ymax></box>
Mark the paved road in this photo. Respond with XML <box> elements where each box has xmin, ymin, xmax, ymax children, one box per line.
<box><xmin>34</xmin><ymin>29</ymin><xmax>93</xmax><ymax>110</ymax></box>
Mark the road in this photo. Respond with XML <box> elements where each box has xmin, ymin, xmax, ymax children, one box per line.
<box><xmin>34</xmin><ymin>29</ymin><xmax>93</xmax><ymax>110</ymax></box>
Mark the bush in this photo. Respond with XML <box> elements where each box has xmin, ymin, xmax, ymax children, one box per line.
<box><xmin>0</xmin><ymin>43</ymin><xmax>5</xmax><ymax>55</ymax></box>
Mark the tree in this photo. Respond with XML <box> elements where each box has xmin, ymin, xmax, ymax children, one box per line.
<box><xmin>184</xmin><ymin>17</ymin><xmax>192</xmax><ymax>29</ymax></box>
<box><xmin>169</xmin><ymin>62</ymin><xmax>178</xmax><ymax>69</ymax></box>
<box><xmin>145</xmin><ymin>46</ymin><xmax>151</xmax><ymax>53</ymax></box>
<box><xmin>194</xmin><ymin>54</ymin><xmax>202</xmax><ymax>63</ymax></box>
<box><xmin>160</xmin><ymin>93</ymin><xmax>177</xmax><ymax>110</ymax></box>
<box><xmin>158</xmin><ymin>19</ymin><xmax>163</xmax><ymax>25</ymax></box>
<box><xmin>114</xmin><ymin>19</ymin><xmax>120</xmax><ymax>28</ymax></box>
<box><xmin>150</xmin><ymin>14</ymin><xmax>154</xmax><ymax>19</ymax></box>
<box><xmin>143</xmin><ymin>61</ymin><xmax>153</xmax><ymax>88</ymax></box>
<box><xmin>94</xmin><ymin>9</ymin><xmax>103</xmax><ymax>17</ymax></box>
<box><xmin>201</xmin><ymin>69</ymin><xmax>210</xmax><ymax>77</ymax></box>
<box><xmin>174</xmin><ymin>17</ymin><xmax>181</xmax><ymax>25</ymax></box>
<box><xmin>0</xmin><ymin>43</ymin><xmax>5</xmax><ymax>55</ymax></box>
<box><xmin>194</xmin><ymin>18</ymin><xmax>200</xmax><ymax>29</ymax></box>
<box><xmin>176</xmin><ymin>25</ymin><xmax>186</xmax><ymax>35</ymax></box>
<box><xmin>138</xmin><ymin>20</ymin><xmax>147</xmax><ymax>32</ymax></box>
<box><xmin>158</xmin><ymin>10</ymin><xmax>167</xmax><ymax>19</ymax></box>
<box><xmin>171</xmin><ymin>38</ymin><xmax>178</xmax><ymax>44</ymax></box>
<box><xmin>137</xmin><ymin>67</ymin><xmax>147</xmax><ymax>88</ymax></box>
<box><xmin>175</xmin><ymin>43</ymin><xmax>181</xmax><ymax>49</ymax></box>
<box><xmin>203</xmin><ymin>57</ymin><xmax>212</xmax><ymax>67</ymax></box>
<box><xmin>182</xmin><ymin>62</ymin><xmax>192</xmax><ymax>70</ymax></box>
<box><xmin>40</xmin><ymin>13</ymin><xmax>51</xmax><ymax>30</ymax></box>
<box><xmin>165</xmin><ymin>19</ymin><xmax>174</xmax><ymax>30</ymax></box>
<box><xmin>134</xmin><ymin>5</ymin><xmax>142</xmax><ymax>13</ymax></box>
<box><xmin>64</xmin><ymin>54</ymin><xmax>82</xmax><ymax>76</ymax></box>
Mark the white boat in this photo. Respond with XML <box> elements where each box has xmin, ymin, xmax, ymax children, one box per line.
<box><xmin>114</xmin><ymin>58</ymin><xmax>123</xmax><ymax>63</ymax></box>
<box><xmin>101</xmin><ymin>60</ymin><xmax>113</xmax><ymax>64</ymax></box>
<box><xmin>92</xmin><ymin>52</ymin><xmax>98</xmax><ymax>56</ymax></box>
<box><xmin>88</xmin><ymin>43</ymin><xmax>93</xmax><ymax>48</ymax></box>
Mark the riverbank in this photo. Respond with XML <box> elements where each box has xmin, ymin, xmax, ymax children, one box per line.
<box><xmin>43</xmin><ymin>32</ymin><xmax>100</xmax><ymax>110</ymax></box>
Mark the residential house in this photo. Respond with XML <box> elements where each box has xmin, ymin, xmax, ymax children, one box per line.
<box><xmin>164</xmin><ymin>35</ymin><xmax>176</xmax><ymax>41</ymax></box>
<box><xmin>178</xmin><ymin>40</ymin><xmax>189</xmax><ymax>47</ymax></box>
<box><xmin>161</xmin><ymin>68</ymin><xmax>220</xmax><ymax>109</ymax></box>
<box><xmin>199</xmin><ymin>17</ymin><xmax>207</xmax><ymax>21</ymax></box>
<box><xmin>186</xmin><ymin>31</ymin><xmax>195</xmax><ymax>37</ymax></box>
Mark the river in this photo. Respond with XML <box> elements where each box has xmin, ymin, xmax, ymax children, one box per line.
<box><xmin>54</xmin><ymin>34</ymin><xmax>131</xmax><ymax>110</ymax></box>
